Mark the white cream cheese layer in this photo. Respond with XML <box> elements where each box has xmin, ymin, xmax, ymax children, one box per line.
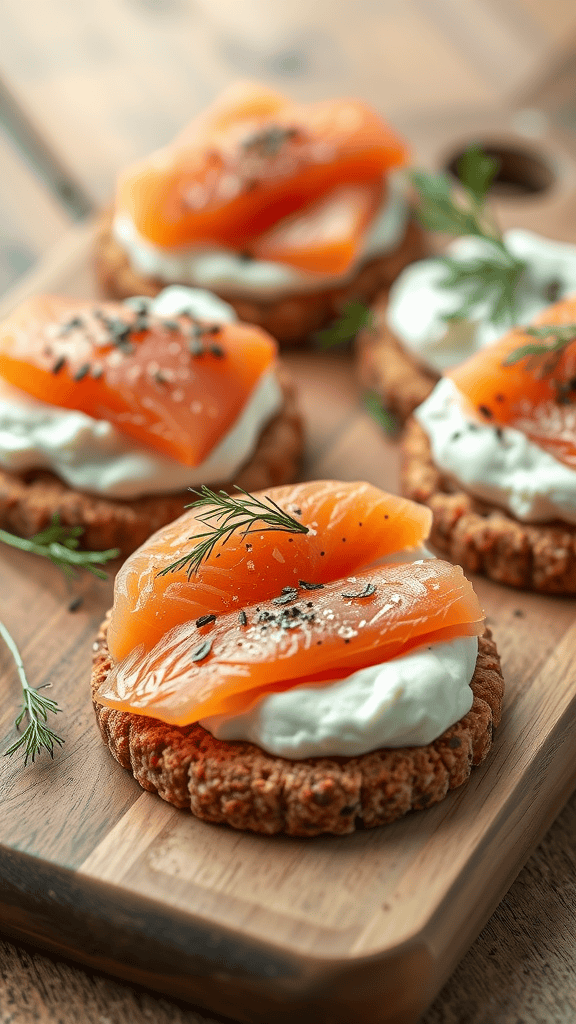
<box><xmin>201</xmin><ymin>635</ymin><xmax>478</xmax><ymax>759</ymax></box>
<box><xmin>415</xmin><ymin>377</ymin><xmax>576</xmax><ymax>525</ymax></box>
<box><xmin>112</xmin><ymin>173</ymin><xmax>410</xmax><ymax>300</ymax></box>
<box><xmin>201</xmin><ymin>544</ymin><xmax>477</xmax><ymax>758</ymax></box>
<box><xmin>386</xmin><ymin>230</ymin><xmax>576</xmax><ymax>373</ymax></box>
<box><xmin>0</xmin><ymin>287</ymin><xmax>283</xmax><ymax>499</ymax></box>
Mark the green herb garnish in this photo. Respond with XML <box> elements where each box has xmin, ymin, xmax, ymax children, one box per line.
<box><xmin>315</xmin><ymin>300</ymin><xmax>374</xmax><ymax>348</ymax></box>
<box><xmin>0</xmin><ymin>515</ymin><xmax>119</xmax><ymax>580</ymax></box>
<box><xmin>363</xmin><ymin>392</ymin><xmax>398</xmax><ymax>435</ymax></box>
<box><xmin>503</xmin><ymin>322</ymin><xmax>576</xmax><ymax>401</ymax></box>
<box><xmin>157</xmin><ymin>485</ymin><xmax>309</xmax><ymax>579</ymax></box>
<box><xmin>408</xmin><ymin>145</ymin><xmax>527</xmax><ymax>325</ymax></box>
<box><xmin>1</xmin><ymin>620</ymin><xmax>64</xmax><ymax>765</ymax></box>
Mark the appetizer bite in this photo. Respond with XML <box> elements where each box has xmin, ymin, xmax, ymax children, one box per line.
<box><xmin>95</xmin><ymin>81</ymin><xmax>426</xmax><ymax>344</ymax></box>
<box><xmin>402</xmin><ymin>296</ymin><xmax>576</xmax><ymax>592</ymax></box>
<box><xmin>358</xmin><ymin>147</ymin><xmax>576</xmax><ymax>421</ymax></box>
<box><xmin>91</xmin><ymin>480</ymin><xmax>503</xmax><ymax>836</ymax></box>
<box><xmin>0</xmin><ymin>287</ymin><xmax>302</xmax><ymax>555</ymax></box>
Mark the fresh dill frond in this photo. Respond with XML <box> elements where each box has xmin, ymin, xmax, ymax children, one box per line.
<box><xmin>157</xmin><ymin>485</ymin><xmax>309</xmax><ymax>578</ymax></box>
<box><xmin>503</xmin><ymin>322</ymin><xmax>576</xmax><ymax>400</ymax></box>
<box><xmin>315</xmin><ymin>300</ymin><xmax>374</xmax><ymax>349</ymax></box>
<box><xmin>1</xmin><ymin>620</ymin><xmax>64</xmax><ymax>765</ymax></box>
<box><xmin>0</xmin><ymin>515</ymin><xmax>119</xmax><ymax>580</ymax></box>
<box><xmin>363</xmin><ymin>392</ymin><xmax>398</xmax><ymax>436</ymax></box>
<box><xmin>408</xmin><ymin>145</ymin><xmax>527</xmax><ymax>325</ymax></box>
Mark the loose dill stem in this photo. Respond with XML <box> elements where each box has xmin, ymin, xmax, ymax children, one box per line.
<box><xmin>0</xmin><ymin>620</ymin><xmax>64</xmax><ymax>765</ymax></box>
<box><xmin>0</xmin><ymin>517</ymin><xmax>119</xmax><ymax>580</ymax></box>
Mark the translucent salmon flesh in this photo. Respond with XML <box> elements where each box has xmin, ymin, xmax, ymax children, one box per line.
<box><xmin>0</xmin><ymin>294</ymin><xmax>277</xmax><ymax>465</ymax></box>
<box><xmin>115</xmin><ymin>81</ymin><xmax>409</xmax><ymax>275</ymax></box>
<box><xmin>448</xmin><ymin>296</ymin><xmax>576</xmax><ymax>468</ymax></box>
<box><xmin>97</xmin><ymin>481</ymin><xmax>484</xmax><ymax>727</ymax></box>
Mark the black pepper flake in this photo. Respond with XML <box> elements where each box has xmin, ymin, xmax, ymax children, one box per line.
<box><xmin>59</xmin><ymin>316</ymin><xmax>83</xmax><ymax>335</ymax></box>
<box><xmin>188</xmin><ymin>339</ymin><xmax>204</xmax><ymax>357</ymax></box>
<box><xmin>209</xmin><ymin>344</ymin><xmax>225</xmax><ymax>358</ymax></box>
<box><xmin>67</xmin><ymin>595</ymin><xmax>83</xmax><ymax>613</ymax></box>
<box><xmin>342</xmin><ymin>582</ymin><xmax>377</xmax><ymax>599</ymax></box>
<box><xmin>73</xmin><ymin>363</ymin><xmax>91</xmax><ymax>382</ymax></box>
<box><xmin>513</xmin><ymin>608</ymin><xmax>525</xmax><ymax>618</ymax></box>
<box><xmin>191</xmin><ymin>639</ymin><xmax>212</xmax><ymax>663</ymax></box>
<box><xmin>281</xmin><ymin>586</ymin><xmax>298</xmax><ymax>594</ymax></box>
<box><xmin>292</xmin><ymin>508</ymin><xmax>302</xmax><ymax>516</ymax></box>
<box><xmin>320</xmin><ymin>551</ymin><xmax>325</xmax><ymax>557</ymax></box>
<box><xmin>495</xmin><ymin>393</ymin><xmax>505</xmax><ymax>403</ymax></box>
<box><xmin>450</xmin><ymin>431</ymin><xmax>462</xmax><ymax>442</ymax></box>
<box><xmin>238</xmin><ymin>610</ymin><xmax>247</xmax><ymax>626</ymax></box>
<box><xmin>478</xmin><ymin>404</ymin><xmax>493</xmax><ymax>419</ymax></box>
<box><xmin>298</xmin><ymin>580</ymin><xmax>324</xmax><ymax>590</ymax></box>
<box><xmin>52</xmin><ymin>355</ymin><xmax>66</xmax><ymax>375</ymax></box>
<box><xmin>153</xmin><ymin>369</ymin><xmax>169</xmax><ymax>385</ymax></box>
<box><xmin>495</xmin><ymin>427</ymin><xmax>504</xmax><ymax>441</ymax></box>
<box><xmin>195</xmin><ymin>613</ymin><xmax>216</xmax><ymax>628</ymax></box>
<box><xmin>273</xmin><ymin>589</ymin><xmax>298</xmax><ymax>605</ymax></box>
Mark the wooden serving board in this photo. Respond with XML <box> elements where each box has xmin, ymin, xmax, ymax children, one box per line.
<box><xmin>1</xmin><ymin>215</ymin><xmax>576</xmax><ymax>1024</ymax></box>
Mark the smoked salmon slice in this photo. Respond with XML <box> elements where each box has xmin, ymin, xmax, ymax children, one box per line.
<box><xmin>97</xmin><ymin>481</ymin><xmax>483</xmax><ymax>727</ymax></box>
<box><xmin>448</xmin><ymin>296</ymin><xmax>576</xmax><ymax>468</ymax></box>
<box><xmin>0</xmin><ymin>294</ymin><xmax>276</xmax><ymax>466</ymax></box>
<box><xmin>115</xmin><ymin>81</ymin><xmax>408</xmax><ymax>273</ymax></box>
<box><xmin>97</xmin><ymin>559</ymin><xmax>483</xmax><ymax>726</ymax></box>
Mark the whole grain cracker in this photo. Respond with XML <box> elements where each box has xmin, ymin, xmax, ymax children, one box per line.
<box><xmin>402</xmin><ymin>417</ymin><xmax>576</xmax><ymax>593</ymax></box>
<box><xmin>92</xmin><ymin>618</ymin><xmax>503</xmax><ymax>837</ymax></box>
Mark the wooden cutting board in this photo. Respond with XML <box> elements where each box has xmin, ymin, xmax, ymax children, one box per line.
<box><xmin>2</xmin><ymin>184</ymin><xmax>576</xmax><ymax>1024</ymax></box>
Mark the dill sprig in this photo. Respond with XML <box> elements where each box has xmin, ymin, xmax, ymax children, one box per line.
<box><xmin>363</xmin><ymin>392</ymin><xmax>398</xmax><ymax>436</ymax></box>
<box><xmin>157</xmin><ymin>485</ymin><xmax>309</xmax><ymax>579</ymax></box>
<box><xmin>1</xmin><ymin>620</ymin><xmax>64</xmax><ymax>765</ymax></box>
<box><xmin>408</xmin><ymin>145</ymin><xmax>527</xmax><ymax>325</ymax></box>
<box><xmin>315</xmin><ymin>300</ymin><xmax>374</xmax><ymax>349</ymax></box>
<box><xmin>503</xmin><ymin>322</ymin><xmax>576</xmax><ymax>401</ymax></box>
<box><xmin>0</xmin><ymin>515</ymin><xmax>119</xmax><ymax>580</ymax></box>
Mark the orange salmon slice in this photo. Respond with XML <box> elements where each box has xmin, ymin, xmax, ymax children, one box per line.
<box><xmin>97</xmin><ymin>558</ymin><xmax>483</xmax><ymax>727</ymax></box>
<box><xmin>0</xmin><ymin>295</ymin><xmax>276</xmax><ymax>466</ymax></box>
<box><xmin>448</xmin><ymin>296</ymin><xmax>576</xmax><ymax>468</ymax></box>
<box><xmin>106</xmin><ymin>480</ymin><xmax>434</xmax><ymax>664</ymax></box>
<box><xmin>116</xmin><ymin>81</ymin><xmax>408</xmax><ymax>274</ymax></box>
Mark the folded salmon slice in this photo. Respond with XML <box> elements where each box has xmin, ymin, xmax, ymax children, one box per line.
<box><xmin>0</xmin><ymin>295</ymin><xmax>276</xmax><ymax>466</ymax></box>
<box><xmin>116</xmin><ymin>81</ymin><xmax>408</xmax><ymax>274</ymax></box>
<box><xmin>106</xmin><ymin>481</ymin><xmax>434</xmax><ymax>664</ymax></box>
<box><xmin>98</xmin><ymin>559</ymin><xmax>483</xmax><ymax>726</ymax></box>
<box><xmin>448</xmin><ymin>296</ymin><xmax>576</xmax><ymax>468</ymax></box>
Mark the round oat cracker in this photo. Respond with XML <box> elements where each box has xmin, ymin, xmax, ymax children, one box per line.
<box><xmin>94</xmin><ymin>211</ymin><xmax>426</xmax><ymax>346</ymax></box>
<box><xmin>91</xmin><ymin>619</ymin><xmax>503</xmax><ymax>837</ymax></box>
<box><xmin>0</xmin><ymin>375</ymin><xmax>303</xmax><ymax>557</ymax></box>
<box><xmin>402</xmin><ymin>417</ymin><xmax>576</xmax><ymax>593</ymax></box>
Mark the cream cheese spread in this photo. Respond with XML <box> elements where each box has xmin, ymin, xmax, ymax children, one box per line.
<box><xmin>201</xmin><ymin>544</ymin><xmax>478</xmax><ymax>758</ymax></box>
<box><xmin>0</xmin><ymin>287</ymin><xmax>283</xmax><ymax>499</ymax></box>
<box><xmin>415</xmin><ymin>377</ymin><xmax>576</xmax><ymax>525</ymax></box>
<box><xmin>201</xmin><ymin>635</ymin><xmax>478</xmax><ymax>758</ymax></box>
<box><xmin>386</xmin><ymin>229</ymin><xmax>576</xmax><ymax>373</ymax></box>
<box><xmin>112</xmin><ymin>174</ymin><xmax>410</xmax><ymax>300</ymax></box>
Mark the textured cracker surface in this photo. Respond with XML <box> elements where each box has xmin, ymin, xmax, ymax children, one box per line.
<box><xmin>94</xmin><ymin>211</ymin><xmax>426</xmax><ymax>345</ymax></box>
<box><xmin>92</xmin><ymin>620</ymin><xmax>503</xmax><ymax>837</ymax></box>
<box><xmin>402</xmin><ymin>417</ymin><xmax>576</xmax><ymax>593</ymax></box>
<box><xmin>356</xmin><ymin>294</ymin><xmax>439</xmax><ymax>422</ymax></box>
<box><xmin>0</xmin><ymin>375</ymin><xmax>303</xmax><ymax>556</ymax></box>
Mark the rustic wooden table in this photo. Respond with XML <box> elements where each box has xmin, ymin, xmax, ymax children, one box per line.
<box><xmin>2</xmin><ymin>2</ymin><xmax>576</xmax><ymax>1022</ymax></box>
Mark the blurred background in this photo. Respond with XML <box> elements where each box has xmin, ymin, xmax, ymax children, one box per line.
<box><xmin>1</xmin><ymin>0</ymin><xmax>576</xmax><ymax>295</ymax></box>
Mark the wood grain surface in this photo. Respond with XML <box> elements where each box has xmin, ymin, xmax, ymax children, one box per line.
<box><xmin>1</xmin><ymin>228</ymin><xmax>576</xmax><ymax>1024</ymax></box>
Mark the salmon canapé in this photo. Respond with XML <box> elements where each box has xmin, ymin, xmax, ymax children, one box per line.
<box><xmin>0</xmin><ymin>295</ymin><xmax>277</xmax><ymax>466</ymax></box>
<box><xmin>448</xmin><ymin>296</ymin><xmax>576</xmax><ymax>468</ymax></box>
<box><xmin>115</xmin><ymin>81</ymin><xmax>408</xmax><ymax>275</ymax></box>
<box><xmin>97</xmin><ymin>481</ymin><xmax>484</xmax><ymax>727</ymax></box>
